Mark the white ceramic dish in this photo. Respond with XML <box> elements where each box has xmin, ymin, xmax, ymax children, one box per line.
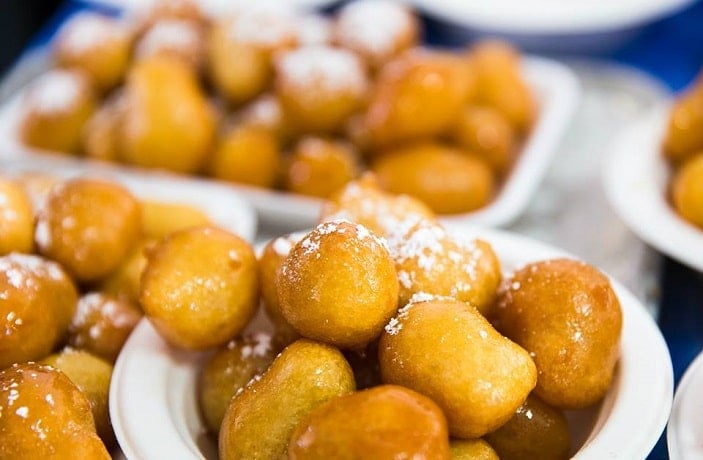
<box><xmin>407</xmin><ymin>0</ymin><xmax>694</xmax><ymax>52</ymax></box>
<box><xmin>110</xmin><ymin>225</ymin><xmax>673</xmax><ymax>460</ymax></box>
<box><xmin>603</xmin><ymin>107</ymin><xmax>703</xmax><ymax>273</ymax></box>
<box><xmin>0</xmin><ymin>155</ymin><xmax>257</xmax><ymax>243</ymax></box>
<box><xmin>0</xmin><ymin>56</ymin><xmax>579</xmax><ymax>231</ymax></box>
<box><xmin>668</xmin><ymin>349</ymin><xmax>703</xmax><ymax>459</ymax></box>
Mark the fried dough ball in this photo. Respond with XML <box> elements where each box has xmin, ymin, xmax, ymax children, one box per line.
<box><xmin>219</xmin><ymin>339</ymin><xmax>355</xmax><ymax>460</ymax></box>
<box><xmin>493</xmin><ymin>259</ymin><xmax>622</xmax><ymax>409</ymax></box>
<box><xmin>208</xmin><ymin>124</ymin><xmax>281</xmax><ymax>188</ymax></box>
<box><xmin>372</xmin><ymin>142</ymin><xmax>496</xmax><ymax>214</ymax></box>
<box><xmin>236</xmin><ymin>94</ymin><xmax>291</xmax><ymax>142</ymax></box>
<box><xmin>133</xmin><ymin>0</ymin><xmax>206</xmax><ymax>32</ymax></box>
<box><xmin>140</xmin><ymin>226</ymin><xmax>258</xmax><ymax>350</ymax></box>
<box><xmin>288</xmin><ymin>385</ymin><xmax>450</xmax><ymax>459</ymax></box>
<box><xmin>379</xmin><ymin>298</ymin><xmax>537</xmax><ymax>438</ymax></box>
<box><xmin>671</xmin><ymin>152</ymin><xmax>703</xmax><ymax>228</ymax></box>
<box><xmin>20</xmin><ymin>69</ymin><xmax>96</xmax><ymax>154</ymax></box>
<box><xmin>198</xmin><ymin>333</ymin><xmax>277</xmax><ymax>435</ymax></box>
<box><xmin>82</xmin><ymin>91</ymin><xmax>124</xmax><ymax>162</ymax></box>
<box><xmin>120</xmin><ymin>56</ymin><xmax>216</xmax><ymax>173</ymax></box>
<box><xmin>277</xmin><ymin>220</ymin><xmax>398</xmax><ymax>349</ymax></box>
<box><xmin>361</xmin><ymin>49</ymin><xmax>475</xmax><ymax>148</ymax></box>
<box><xmin>0</xmin><ymin>363</ymin><xmax>109</xmax><ymax>459</ymax></box>
<box><xmin>275</xmin><ymin>46</ymin><xmax>368</xmax><ymax>134</ymax></box>
<box><xmin>97</xmin><ymin>238</ymin><xmax>153</xmax><ymax>306</ymax></box>
<box><xmin>386</xmin><ymin>219</ymin><xmax>501</xmax><ymax>314</ymax></box>
<box><xmin>0</xmin><ymin>178</ymin><xmax>34</xmax><ymax>255</ymax></box>
<box><xmin>663</xmin><ymin>86</ymin><xmax>703</xmax><ymax>164</ymax></box>
<box><xmin>470</xmin><ymin>41</ymin><xmax>536</xmax><ymax>134</ymax></box>
<box><xmin>284</xmin><ymin>137</ymin><xmax>360</xmax><ymax>198</ymax></box>
<box><xmin>484</xmin><ymin>394</ymin><xmax>570</xmax><ymax>460</ymax></box>
<box><xmin>295</xmin><ymin>14</ymin><xmax>333</xmax><ymax>46</ymax></box>
<box><xmin>258</xmin><ymin>233</ymin><xmax>304</xmax><ymax>345</ymax></box>
<box><xmin>319</xmin><ymin>173</ymin><xmax>436</xmax><ymax>240</ymax></box>
<box><xmin>139</xmin><ymin>201</ymin><xmax>212</xmax><ymax>239</ymax></box>
<box><xmin>53</xmin><ymin>13</ymin><xmax>132</xmax><ymax>91</ymax></box>
<box><xmin>135</xmin><ymin>19</ymin><xmax>206</xmax><ymax>72</ymax></box>
<box><xmin>208</xmin><ymin>7</ymin><xmax>297</xmax><ymax>105</ymax></box>
<box><xmin>0</xmin><ymin>253</ymin><xmax>78</xmax><ymax>369</ymax></box>
<box><xmin>41</xmin><ymin>349</ymin><xmax>115</xmax><ymax>448</ymax></box>
<box><xmin>450</xmin><ymin>105</ymin><xmax>517</xmax><ymax>177</ymax></box>
<box><xmin>67</xmin><ymin>292</ymin><xmax>142</xmax><ymax>363</ymax></box>
<box><xmin>333</xmin><ymin>0</ymin><xmax>419</xmax><ymax>70</ymax></box>
<box><xmin>450</xmin><ymin>439</ymin><xmax>499</xmax><ymax>460</ymax></box>
<box><xmin>35</xmin><ymin>178</ymin><xmax>141</xmax><ymax>282</ymax></box>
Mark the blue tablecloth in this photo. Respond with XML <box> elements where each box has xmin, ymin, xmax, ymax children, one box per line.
<box><xmin>14</xmin><ymin>1</ymin><xmax>703</xmax><ymax>458</ymax></box>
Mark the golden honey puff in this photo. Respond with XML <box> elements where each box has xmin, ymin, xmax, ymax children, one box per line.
<box><xmin>219</xmin><ymin>339</ymin><xmax>355</xmax><ymax>460</ymax></box>
<box><xmin>492</xmin><ymin>258</ymin><xmax>622</xmax><ymax>409</ymax></box>
<box><xmin>319</xmin><ymin>173</ymin><xmax>437</xmax><ymax>240</ymax></box>
<box><xmin>0</xmin><ymin>253</ymin><xmax>78</xmax><ymax>369</ymax></box>
<box><xmin>662</xmin><ymin>83</ymin><xmax>703</xmax><ymax>164</ymax></box>
<box><xmin>284</xmin><ymin>137</ymin><xmax>361</xmax><ymax>198</ymax></box>
<box><xmin>98</xmin><ymin>238</ymin><xmax>154</xmax><ymax>307</ymax></box>
<box><xmin>470</xmin><ymin>40</ymin><xmax>536</xmax><ymax>135</ymax></box>
<box><xmin>0</xmin><ymin>177</ymin><xmax>34</xmax><ymax>255</ymax></box>
<box><xmin>0</xmin><ymin>362</ymin><xmax>110</xmax><ymax>459</ymax></box>
<box><xmin>360</xmin><ymin>49</ymin><xmax>475</xmax><ymax>148</ymax></box>
<box><xmin>82</xmin><ymin>90</ymin><xmax>124</xmax><ymax>163</ymax></box>
<box><xmin>67</xmin><ymin>292</ymin><xmax>142</xmax><ymax>364</ymax></box>
<box><xmin>139</xmin><ymin>201</ymin><xmax>212</xmax><ymax>239</ymax></box>
<box><xmin>258</xmin><ymin>234</ymin><xmax>303</xmax><ymax>346</ymax></box>
<box><xmin>450</xmin><ymin>439</ymin><xmax>499</xmax><ymax>460</ymax></box>
<box><xmin>198</xmin><ymin>332</ymin><xmax>278</xmax><ymax>435</ymax></box>
<box><xmin>484</xmin><ymin>394</ymin><xmax>570</xmax><ymax>460</ymax></box>
<box><xmin>208</xmin><ymin>9</ymin><xmax>298</xmax><ymax>106</ymax></box>
<box><xmin>120</xmin><ymin>56</ymin><xmax>216</xmax><ymax>174</ymax></box>
<box><xmin>20</xmin><ymin>69</ymin><xmax>96</xmax><ymax>154</ymax></box>
<box><xmin>372</xmin><ymin>142</ymin><xmax>496</xmax><ymax>215</ymax></box>
<box><xmin>236</xmin><ymin>94</ymin><xmax>292</xmax><ymax>144</ymax></box>
<box><xmin>41</xmin><ymin>348</ymin><xmax>116</xmax><ymax>449</ymax></box>
<box><xmin>277</xmin><ymin>220</ymin><xmax>399</xmax><ymax>350</ymax></box>
<box><xmin>333</xmin><ymin>0</ymin><xmax>420</xmax><ymax>71</ymax></box>
<box><xmin>450</xmin><ymin>105</ymin><xmax>518</xmax><ymax>178</ymax></box>
<box><xmin>53</xmin><ymin>12</ymin><xmax>132</xmax><ymax>91</ymax></box>
<box><xmin>386</xmin><ymin>219</ymin><xmax>501</xmax><ymax>315</ymax></box>
<box><xmin>35</xmin><ymin>177</ymin><xmax>142</xmax><ymax>283</ymax></box>
<box><xmin>379</xmin><ymin>298</ymin><xmax>537</xmax><ymax>439</ymax></box>
<box><xmin>671</xmin><ymin>151</ymin><xmax>703</xmax><ymax>228</ymax></box>
<box><xmin>140</xmin><ymin>226</ymin><xmax>258</xmax><ymax>350</ymax></box>
<box><xmin>208</xmin><ymin>123</ymin><xmax>281</xmax><ymax>188</ymax></box>
<box><xmin>274</xmin><ymin>45</ymin><xmax>369</xmax><ymax>134</ymax></box>
<box><xmin>288</xmin><ymin>385</ymin><xmax>450</xmax><ymax>460</ymax></box>
<box><xmin>132</xmin><ymin>0</ymin><xmax>207</xmax><ymax>34</ymax></box>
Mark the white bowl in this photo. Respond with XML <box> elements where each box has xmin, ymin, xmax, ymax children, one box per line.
<box><xmin>407</xmin><ymin>0</ymin><xmax>694</xmax><ymax>53</ymax></box>
<box><xmin>0</xmin><ymin>55</ymin><xmax>579</xmax><ymax>232</ymax></box>
<box><xmin>110</xmin><ymin>225</ymin><xmax>673</xmax><ymax>460</ymax></box>
<box><xmin>668</xmin><ymin>349</ymin><xmax>703</xmax><ymax>459</ymax></box>
<box><xmin>0</xmin><ymin>156</ymin><xmax>257</xmax><ymax>243</ymax></box>
<box><xmin>602</xmin><ymin>107</ymin><xmax>703</xmax><ymax>273</ymax></box>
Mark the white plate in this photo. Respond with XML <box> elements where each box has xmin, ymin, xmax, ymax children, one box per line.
<box><xmin>0</xmin><ymin>156</ymin><xmax>257</xmax><ymax>243</ymax></box>
<box><xmin>603</xmin><ymin>107</ymin><xmax>703</xmax><ymax>273</ymax></box>
<box><xmin>668</xmin><ymin>349</ymin><xmax>703</xmax><ymax>459</ymax></box>
<box><xmin>110</xmin><ymin>225</ymin><xmax>673</xmax><ymax>460</ymax></box>
<box><xmin>407</xmin><ymin>0</ymin><xmax>694</xmax><ymax>35</ymax></box>
<box><xmin>0</xmin><ymin>56</ymin><xmax>579</xmax><ymax>231</ymax></box>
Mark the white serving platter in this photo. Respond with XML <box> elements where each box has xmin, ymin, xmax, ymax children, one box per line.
<box><xmin>602</xmin><ymin>107</ymin><xmax>703</xmax><ymax>273</ymax></box>
<box><xmin>110</xmin><ymin>225</ymin><xmax>673</xmax><ymax>460</ymax></box>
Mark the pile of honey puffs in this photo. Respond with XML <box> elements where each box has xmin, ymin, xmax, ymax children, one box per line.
<box><xmin>663</xmin><ymin>72</ymin><xmax>703</xmax><ymax>229</ymax></box>
<box><xmin>18</xmin><ymin>0</ymin><xmax>537</xmax><ymax>215</ymax></box>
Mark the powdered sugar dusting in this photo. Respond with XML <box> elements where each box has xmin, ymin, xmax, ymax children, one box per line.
<box><xmin>241</xmin><ymin>94</ymin><xmax>282</xmax><ymax>128</ymax></box>
<box><xmin>239</xmin><ymin>332</ymin><xmax>272</xmax><ymax>359</ymax></box>
<box><xmin>58</xmin><ymin>13</ymin><xmax>127</xmax><ymax>55</ymax></box>
<box><xmin>227</xmin><ymin>5</ymin><xmax>297</xmax><ymax>47</ymax></box>
<box><xmin>136</xmin><ymin>19</ymin><xmax>201</xmax><ymax>59</ymax></box>
<box><xmin>27</xmin><ymin>70</ymin><xmax>83</xmax><ymax>114</ymax></box>
<box><xmin>336</xmin><ymin>0</ymin><xmax>414</xmax><ymax>58</ymax></box>
<box><xmin>276</xmin><ymin>46</ymin><xmax>367</xmax><ymax>97</ymax></box>
<box><xmin>295</xmin><ymin>14</ymin><xmax>332</xmax><ymax>46</ymax></box>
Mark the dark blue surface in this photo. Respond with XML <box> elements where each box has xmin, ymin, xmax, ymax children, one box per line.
<box><xmin>18</xmin><ymin>1</ymin><xmax>703</xmax><ymax>458</ymax></box>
